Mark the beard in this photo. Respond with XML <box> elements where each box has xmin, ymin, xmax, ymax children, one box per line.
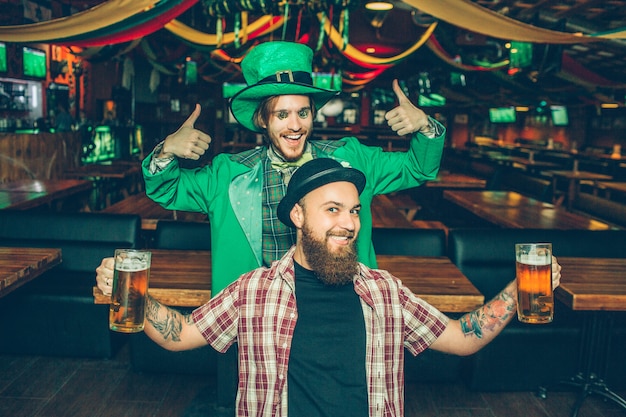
<box><xmin>300</xmin><ymin>223</ymin><xmax>359</xmax><ymax>286</ymax></box>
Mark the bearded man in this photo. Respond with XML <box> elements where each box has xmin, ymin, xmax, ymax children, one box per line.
<box><xmin>138</xmin><ymin>158</ymin><xmax>562</xmax><ymax>417</ymax></box>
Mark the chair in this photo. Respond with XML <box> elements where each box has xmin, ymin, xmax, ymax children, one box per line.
<box><xmin>498</xmin><ymin>168</ymin><xmax>553</xmax><ymax>203</ymax></box>
<box><xmin>372</xmin><ymin>227</ymin><xmax>455</xmax><ymax>382</ymax></box>
<box><xmin>371</xmin><ymin>227</ymin><xmax>446</xmax><ymax>257</ymax></box>
<box><xmin>0</xmin><ymin>211</ymin><xmax>141</xmax><ymax>358</ymax></box>
<box><xmin>130</xmin><ymin>219</ymin><xmax>216</xmax><ymax>375</ymax></box>
<box><xmin>573</xmin><ymin>192</ymin><xmax>626</xmax><ymax>228</ymax></box>
<box><xmin>153</xmin><ymin>220</ymin><xmax>211</xmax><ymax>250</ymax></box>
<box><xmin>448</xmin><ymin>227</ymin><xmax>626</xmax><ymax>391</ymax></box>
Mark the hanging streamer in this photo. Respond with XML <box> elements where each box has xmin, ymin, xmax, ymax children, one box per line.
<box><xmin>165</xmin><ymin>16</ymin><xmax>283</xmax><ymax>47</ymax></box>
<box><xmin>216</xmin><ymin>17</ymin><xmax>224</xmax><ymax>47</ymax></box>
<box><xmin>316</xmin><ymin>13</ymin><xmax>326</xmax><ymax>52</ymax></box>
<box><xmin>281</xmin><ymin>2</ymin><xmax>290</xmax><ymax>41</ymax></box>
<box><xmin>295</xmin><ymin>7</ymin><xmax>303</xmax><ymax>41</ymax></box>
<box><xmin>318</xmin><ymin>12</ymin><xmax>436</xmax><ymax>68</ymax></box>
<box><xmin>241</xmin><ymin>11</ymin><xmax>249</xmax><ymax>44</ymax></box>
<box><xmin>234</xmin><ymin>12</ymin><xmax>241</xmax><ymax>48</ymax></box>
<box><xmin>341</xmin><ymin>8</ymin><xmax>349</xmax><ymax>51</ymax></box>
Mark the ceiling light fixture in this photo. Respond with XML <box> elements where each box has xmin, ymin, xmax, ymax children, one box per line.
<box><xmin>365</xmin><ymin>1</ymin><xmax>394</xmax><ymax>11</ymax></box>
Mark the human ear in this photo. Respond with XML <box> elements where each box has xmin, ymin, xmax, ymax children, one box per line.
<box><xmin>290</xmin><ymin>203</ymin><xmax>304</xmax><ymax>228</ymax></box>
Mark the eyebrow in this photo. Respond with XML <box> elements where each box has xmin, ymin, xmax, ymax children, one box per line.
<box><xmin>272</xmin><ymin>106</ymin><xmax>312</xmax><ymax>113</ymax></box>
<box><xmin>325</xmin><ymin>201</ymin><xmax>362</xmax><ymax>210</ymax></box>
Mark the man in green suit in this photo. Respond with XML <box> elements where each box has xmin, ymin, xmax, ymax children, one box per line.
<box><xmin>96</xmin><ymin>40</ymin><xmax>445</xmax><ymax>296</ymax></box>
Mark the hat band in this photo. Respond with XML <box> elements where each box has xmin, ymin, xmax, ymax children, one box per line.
<box><xmin>259</xmin><ymin>70</ymin><xmax>312</xmax><ymax>86</ymax></box>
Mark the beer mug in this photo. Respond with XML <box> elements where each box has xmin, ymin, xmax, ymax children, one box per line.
<box><xmin>515</xmin><ymin>243</ymin><xmax>553</xmax><ymax>324</ymax></box>
<box><xmin>109</xmin><ymin>249</ymin><xmax>151</xmax><ymax>333</ymax></box>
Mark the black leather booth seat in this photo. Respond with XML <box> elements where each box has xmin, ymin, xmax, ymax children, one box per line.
<box><xmin>0</xmin><ymin>211</ymin><xmax>141</xmax><ymax>358</ymax></box>
<box><xmin>448</xmin><ymin>228</ymin><xmax>626</xmax><ymax>391</ymax></box>
<box><xmin>129</xmin><ymin>220</ymin><xmax>217</xmax><ymax>375</ymax></box>
<box><xmin>372</xmin><ymin>227</ymin><xmax>461</xmax><ymax>382</ymax></box>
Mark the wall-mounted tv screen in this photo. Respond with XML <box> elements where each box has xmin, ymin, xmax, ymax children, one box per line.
<box><xmin>23</xmin><ymin>47</ymin><xmax>47</xmax><ymax>79</ymax></box>
<box><xmin>550</xmin><ymin>105</ymin><xmax>569</xmax><ymax>126</ymax></box>
<box><xmin>184</xmin><ymin>60</ymin><xmax>197</xmax><ymax>85</ymax></box>
<box><xmin>418</xmin><ymin>93</ymin><xmax>446</xmax><ymax>107</ymax></box>
<box><xmin>509</xmin><ymin>41</ymin><xmax>533</xmax><ymax>70</ymax></box>
<box><xmin>222</xmin><ymin>82</ymin><xmax>246</xmax><ymax>99</ymax></box>
<box><xmin>0</xmin><ymin>43</ymin><xmax>7</xmax><ymax>73</ymax></box>
<box><xmin>312</xmin><ymin>72</ymin><xmax>342</xmax><ymax>91</ymax></box>
<box><xmin>489</xmin><ymin>107</ymin><xmax>516</xmax><ymax>123</ymax></box>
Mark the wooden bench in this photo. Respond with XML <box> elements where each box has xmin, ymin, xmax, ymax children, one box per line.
<box><xmin>497</xmin><ymin>168</ymin><xmax>554</xmax><ymax>203</ymax></box>
<box><xmin>573</xmin><ymin>192</ymin><xmax>626</xmax><ymax>229</ymax></box>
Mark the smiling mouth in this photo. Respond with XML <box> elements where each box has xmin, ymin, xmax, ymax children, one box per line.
<box><xmin>329</xmin><ymin>234</ymin><xmax>354</xmax><ymax>244</ymax></box>
<box><xmin>283</xmin><ymin>133</ymin><xmax>303</xmax><ymax>143</ymax></box>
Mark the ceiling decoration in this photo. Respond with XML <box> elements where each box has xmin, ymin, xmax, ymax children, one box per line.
<box><xmin>0</xmin><ymin>0</ymin><xmax>162</xmax><ymax>42</ymax></box>
<box><xmin>0</xmin><ymin>0</ymin><xmax>625</xmax><ymax>109</ymax></box>
<box><xmin>402</xmin><ymin>0</ymin><xmax>625</xmax><ymax>42</ymax></box>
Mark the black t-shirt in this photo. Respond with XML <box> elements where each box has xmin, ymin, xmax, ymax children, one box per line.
<box><xmin>288</xmin><ymin>261</ymin><xmax>368</xmax><ymax>417</ymax></box>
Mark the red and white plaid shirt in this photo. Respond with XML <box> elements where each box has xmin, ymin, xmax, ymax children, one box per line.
<box><xmin>192</xmin><ymin>246</ymin><xmax>449</xmax><ymax>417</ymax></box>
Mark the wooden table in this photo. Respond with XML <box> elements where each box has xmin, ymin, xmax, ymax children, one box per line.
<box><xmin>425</xmin><ymin>172</ymin><xmax>487</xmax><ymax>189</ymax></box>
<box><xmin>64</xmin><ymin>161</ymin><xmax>142</xmax><ymax>209</ymax></box>
<box><xmin>0</xmin><ymin>247</ymin><xmax>62</xmax><ymax>298</ymax></box>
<box><xmin>0</xmin><ymin>179</ymin><xmax>93</xmax><ymax>211</ymax></box>
<box><xmin>548</xmin><ymin>170</ymin><xmax>613</xmax><ymax>210</ymax></box>
<box><xmin>101</xmin><ymin>192</ymin><xmax>208</xmax><ymax>231</ymax></box>
<box><xmin>94</xmin><ymin>252</ymin><xmax>484</xmax><ymax>313</ymax></box>
<box><xmin>443</xmin><ymin>190</ymin><xmax>612</xmax><ymax>230</ymax></box>
<box><xmin>376</xmin><ymin>255</ymin><xmax>484</xmax><ymax>312</ymax></box>
<box><xmin>541</xmin><ymin>257</ymin><xmax>626</xmax><ymax>416</ymax></box>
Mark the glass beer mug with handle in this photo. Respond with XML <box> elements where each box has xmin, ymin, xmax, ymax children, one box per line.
<box><xmin>515</xmin><ymin>243</ymin><xmax>553</xmax><ymax>324</ymax></box>
<box><xmin>109</xmin><ymin>249</ymin><xmax>151</xmax><ymax>333</ymax></box>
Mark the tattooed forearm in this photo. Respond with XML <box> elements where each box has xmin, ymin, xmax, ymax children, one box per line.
<box><xmin>459</xmin><ymin>287</ymin><xmax>516</xmax><ymax>339</ymax></box>
<box><xmin>145</xmin><ymin>295</ymin><xmax>186</xmax><ymax>342</ymax></box>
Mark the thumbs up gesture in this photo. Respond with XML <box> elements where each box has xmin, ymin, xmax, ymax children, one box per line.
<box><xmin>159</xmin><ymin>103</ymin><xmax>213</xmax><ymax>160</ymax></box>
<box><xmin>384</xmin><ymin>79</ymin><xmax>430</xmax><ymax>137</ymax></box>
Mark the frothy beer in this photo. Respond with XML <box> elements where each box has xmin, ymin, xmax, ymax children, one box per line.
<box><xmin>515</xmin><ymin>244</ymin><xmax>553</xmax><ymax>324</ymax></box>
<box><xmin>110</xmin><ymin>250</ymin><xmax>151</xmax><ymax>333</ymax></box>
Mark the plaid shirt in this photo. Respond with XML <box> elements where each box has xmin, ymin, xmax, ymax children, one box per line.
<box><xmin>192</xmin><ymin>246</ymin><xmax>449</xmax><ymax>417</ymax></box>
<box><xmin>261</xmin><ymin>151</ymin><xmax>297</xmax><ymax>265</ymax></box>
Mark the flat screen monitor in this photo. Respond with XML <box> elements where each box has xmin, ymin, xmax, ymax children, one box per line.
<box><xmin>418</xmin><ymin>94</ymin><xmax>446</xmax><ymax>107</ymax></box>
<box><xmin>450</xmin><ymin>71</ymin><xmax>466</xmax><ymax>87</ymax></box>
<box><xmin>184</xmin><ymin>60</ymin><xmax>197</xmax><ymax>85</ymax></box>
<box><xmin>23</xmin><ymin>47</ymin><xmax>47</xmax><ymax>79</ymax></box>
<box><xmin>222</xmin><ymin>82</ymin><xmax>246</xmax><ymax>99</ymax></box>
<box><xmin>312</xmin><ymin>72</ymin><xmax>342</xmax><ymax>91</ymax></box>
<box><xmin>489</xmin><ymin>107</ymin><xmax>516</xmax><ymax>123</ymax></box>
<box><xmin>0</xmin><ymin>43</ymin><xmax>7</xmax><ymax>73</ymax></box>
<box><xmin>509</xmin><ymin>41</ymin><xmax>533</xmax><ymax>70</ymax></box>
<box><xmin>550</xmin><ymin>105</ymin><xmax>569</xmax><ymax>126</ymax></box>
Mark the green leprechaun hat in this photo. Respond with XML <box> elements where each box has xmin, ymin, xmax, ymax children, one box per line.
<box><xmin>229</xmin><ymin>41</ymin><xmax>340</xmax><ymax>133</ymax></box>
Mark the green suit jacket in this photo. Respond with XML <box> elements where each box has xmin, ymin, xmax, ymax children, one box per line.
<box><xmin>143</xmin><ymin>132</ymin><xmax>444</xmax><ymax>293</ymax></box>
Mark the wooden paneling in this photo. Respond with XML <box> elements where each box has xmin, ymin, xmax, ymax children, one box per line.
<box><xmin>0</xmin><ymin>132</ymin><xmax>81</xmax><ymax>183</ymax></box>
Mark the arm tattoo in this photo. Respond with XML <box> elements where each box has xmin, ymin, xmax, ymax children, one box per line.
<box><xmin>145</xmin><ymin>295</ymin><xmax>185</xmax><ymax>342</ymax></box>
<box><xmin>459</xmin><ymin>287</ymin><xmax>516</xmax><ymax>339</ymax></box>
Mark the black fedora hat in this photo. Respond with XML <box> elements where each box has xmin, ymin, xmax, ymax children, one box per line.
<box><xmin>277</xmin><ymin>158</ymin><xmax>366</xmax><ymax>228</ymax></box>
